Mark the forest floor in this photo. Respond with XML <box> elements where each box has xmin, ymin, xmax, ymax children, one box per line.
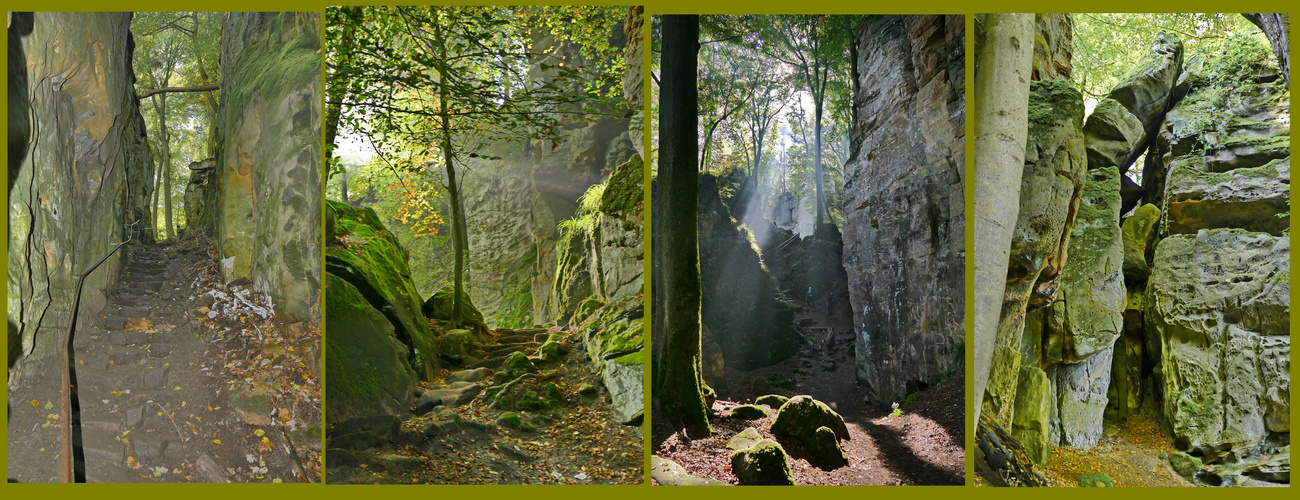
<box><xmin>7</xmin><ymin>232</ymin><xmax>321</xmax><ymax>483</ymax></box>
<box><xmin>1039</xmin><ymin>414</ymin><xmax>1192</xmax><ymax>487</ymax></box>
<box><xmin>652</xmin><ymin>297</ymin><xmax>964</xmax><ymax>485</ymax></box>
<box><xmin>325</xmin><ymin>326</ymin><xmax>643</xmax><ymax>485</ymax></box>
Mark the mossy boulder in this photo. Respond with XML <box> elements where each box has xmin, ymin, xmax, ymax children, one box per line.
<box><xmin>1147</xmin><ymin>229</ymin><xmax>1289</xmax><ymax>457</ymax></box>
<box><xmin>1107</xmin><ymin>32</ymin><xmax>1183</xmax><ymax>132</ymax></box>
<box><xmin>439</xmin><ymin>329</ymin><xmax>476</xmax><ymax>363</ymax></box>
<box><xmin>1009</xmin><ymin>365</ymin><xmax>1053</xmax><ymax>466</ymax></box>
<box><xmin>422</xmin><ymin>285</ymin><xmax>488</xmax><ymax>332</ymax></box>
<box><xmin>572</xmin><ymin>297</ymin><xmax>602</xmax><ymax>324</ymax></box>
<box><xmin>730</xmin><ymin>404</ymin><xmax>769</xmax><ymax>420</ymax></box>
<box><xmin>755</xmin><ymin>394</ymin><xmax>788</xmax><ymax>408</ymax></box>
<box><xmin>324</xmin><ymin>274</ymin><xmax>416</xmax><ymax>424</ymax></box>
<box><xmin>1083</xmin><ymin>97</ymin><xmax>1147</xmax><ymax>172</ymax></box>
<box><xmin>771</xmin><ymin>396</ymin><xmax>850</xmax><ymax>447</ymax></box>
<box><xmin>807</xmin><ymin>426</ymin><xmax>849</xmax><ymax>471</ymax></box>
<box><xmin>538</xmin><ymin>339</ymin><xmax>563</xmax><ymax>363</ymax></box>
<box><xmin>1165</xmin><ymin>157</ymin><xmax>1290</xmax><ymax>236</ymax></box>
<box><xmin>730</xmin><ymin>439</ymin><xmax>794</xmax><ymax>485</ymax></box>
<box><xmin>1168</xmin><ymin>451</ymin><xmax>1203</xmax><ymax>481</ymax></box>
<box><xmin>726</xmin><ymin>427</ymin><xmax>765</xmax><ymax>451</ymax></box>
<box><xmin>577</xmin><ymin>295</ymin><xmax>645</xmax><ymax>423</ymax></box>
<box><xmin>501</xmin><ymin>351</ymin><xmax>535</xmax><ymax>378</ymax></box>
<box><xmin>326</xmin><ymin>200</ymin><xmax>437</xmax><ymax>379</ymax></box>
<box><xmin>496</xmin><ymin>412</ymin><xmax>522</xmax><ymax>429</ymax></box>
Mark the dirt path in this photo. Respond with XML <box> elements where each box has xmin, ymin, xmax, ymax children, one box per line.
<box><xmin>325</xmin><ymin>326</ymin><xmax>643</xmax><ymax>484</ymax></box>
<box><xmin>653</xmin><ymin>298</ymin><xmax>964</xmax><ymax>485</ymax></box>
<box><xmin>7</xmin><ymin>235</ymin><xmax>321</xmax><ymax>483</ymax></box>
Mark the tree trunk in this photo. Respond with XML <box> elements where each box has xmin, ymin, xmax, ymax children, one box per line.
<box><xmin>971</xmin><ymin>13</ymin><xmax>1034</xmax><ymax>426</ymax></box>
<box><xmin>151</xmin><ymin>92</ymin><xmax>175</xmax><ymax>242</ymax></box>
<box><xmin>655</xmin><ymin>14</ymin><xmax>710</xmax><ymax>438</ymax></box>
<box><xmin>1243</xmin><ymin>13</ymin><xmax>1289</xmax><ymax>89</ymax></box>
<box><xmin>812</xmin><ymin>91</ymin><xmax>825</xmax><ymax>226</ymax></box>
<box><xmin>434</xmin><ymin>13</ymin><xmax>466</xmax><ymax>326</ymax></box>
<box><xmin>150</xmin><ymin>158</ymin><xmax>161</xmax><ymax>242</ymax></box>
<box><xmin>340</xmin><ymin>169</ymin><xmax>349</xmax><ymax>203</ymax></box>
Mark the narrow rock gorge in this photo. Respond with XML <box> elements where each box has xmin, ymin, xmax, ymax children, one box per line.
<box><xmin>976</xmin><ymin>13</ymin><xmax>1289</xmax><ymax>487</ymax></box>
<box><xmin>651</xmin><ymin>14</ymin><xmax>964</xmax><ymax>486</ymax></box>
<box><xmin>8</xmin><ymin>12</ymin><xmax>323</xmax><ymax>483</ymax></box>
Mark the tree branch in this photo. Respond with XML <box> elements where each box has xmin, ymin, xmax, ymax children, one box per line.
<box><xmin>137</xmin><ymin>84</ymin><xmax>220</xmax><ymax>100</ymax></box>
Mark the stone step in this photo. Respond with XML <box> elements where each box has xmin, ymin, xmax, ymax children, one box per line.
<box><xmin>80</xmin><ymin>420</ymin><xmax>127</xmax><ymax>468</ymax></box>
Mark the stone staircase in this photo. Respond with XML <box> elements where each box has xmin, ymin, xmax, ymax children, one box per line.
<box><xmin>69</xmin><ymin>244</ymin><xmax>205</xmax><ymax>482</ymax></box>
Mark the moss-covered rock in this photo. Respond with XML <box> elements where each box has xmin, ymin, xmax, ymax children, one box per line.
<box><xmin>1121</xmin><ymin>204</ymin><xmax>1161</xmax><ymax>282</ymax></box>
<box><xmin>1009</xmin><ymin>366</ymin><xmax>1052</xmax><ymax>466</ymax></box>
<box><xmin>327</xmin><ymin>200</ymin><xmax>438</xmax><ymax>379</ymax></box>
<box><xmin>808</xmin><ymin>426</ymin><xmax>849</xmax><ymax>471</ymax></box>
<box><xmin>1165</xmin><ymin>157</ymin><xmax>1290</xmax><ymax>236</ymax></box>
<box><xmin>577</xmin><ymin>295</ymin><xmax>644</xmax><ymax>423</ymax></box>
<box><xmin>1147</xmin><ymin>229</ymin><xmax>1289</xmax><ymax>458</ymax></box>
<box><xmin>1083</xmin><ymin>97</ymin><xmax>1147</xmax><ymax>172</ymax></box>
<box><xmin>1078</xmin><ymin>472</ymin><xmax>1115</xmax><ymax>487</ymax></box>
<box><xmin>496</xmin><ymin>412</ymin><xmax>522</xmax><ymax>429</ymax></box>
<box><xmin>422</xmin><ymin>285</ymin><xmax>488</xmax><ymax>332</ymax></box>
<box><xmin>216</xmin><ymin>13</ymin><xmax>323</xmax><ymax>322</ymax></box>
<box><xmin>755</xmin><ymin>394</ymin><xmax>788</xmax><ymax>409</ymax></box>
<box><xmin>1168</xmin><ymin>451</ymin><xmax>1203</xmax><ymax>481</ymax></box>
<box><xmin>730</xmin><ymin>439</ymin><xmax>794</xmax><ymax>485</ymax></box>
<box><xmin>771</xmin><ymin>396</ymin><xmax>850</xmax><ymax>447</ymax></box>
<box><xmin>324</xmin><ymin>274</ymin><xmax>416</xmax><ymax>424</ymax></box>
<box><xmin>730</xmin><ymin>404</ymin><xmax>768</xmax><ymax>420</ymax></box>
<box><xmin>501</xmin><ymin>351</ymin><xmax>535</xmax><ymax>378</ymax></box>
<box><xmin>726</xmin><ymin>427</ymin><xmax>765</xmax><ymax>451</ymax></box>
<box><xmin>439</xmin><ymin>329</ymin><xmax>476</xmax><ymax>364</ymax></box>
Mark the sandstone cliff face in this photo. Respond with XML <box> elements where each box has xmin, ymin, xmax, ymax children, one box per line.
<box><xmin>7</xmin><ymin>13</ymin><xmax>154</xmax><ymax>378</ymax></box>
<box><xmin>462</xmin><ymin>9</ymin><xmax>644</xmax><ymax>328</ymax></box>
<box><xmin>843</xmin><ymin>15</ymin><xmax>965</xmax><ymax>403</ymax></box>
<box><xmin>983</xmin><ymin>22</ymin><xmax>1289</xmax><ymax>484</ymax></box>
<box><xmin>213</xmin><ymin>12</ymin><xmax>322</xmax><ymax>322</ymax></box>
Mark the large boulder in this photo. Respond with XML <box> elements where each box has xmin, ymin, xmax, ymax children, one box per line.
<box><xmin>730</xmin><ymin>439</ymin><xmax>794</xmax><ymax>485</ymax></box>
<box><xmin>770</xmin><ymin>396</ymin><xmax>850</xmax><ymax>447</ymax></box>
<box><xmin>579</xmin><ymin>295</ymin><xmax>645</xmax><ymax>424</ymax></box>
<box><xmin>1040</xmin><ymin>166</ymin><xmax>1126</xmax><ymax>448</ymax></box>
<box><xmin>807</xmin><ymin>426</ymin><xmax>849</xmax><ymax>471</ymax></box>
<box><xmin>1043</xmin><ymin>166</ymin><xmax>1126</xmax><ymax>365</ymax></box>
<box><xmin>651</xmin><ymin>456</ymin><xmax>728</xmax><ymax>486</ymax></box>
<box><xmin>1147</xmin><ymin>229</ymin><xmax>1289</xmax><ymax>459</ymax></box>
<box><xmin>1106</xmin><ymin>32</ymin><xmax>1183</xmax><ymax>137</ymax></box>
<box><xmin>422</xmin><ymin>285</ymin><xmax>488</xmax><ymax>332</ymax></box>
<box><xmin>985</xmin><ymin>78</ymin><xmax>1086</xmax><ymax>422</ymax></box>
<box><xmin>324</xmin><ymin>275</ymin><xmax>416</xmax><ymax>423</ymax></box>
<box><xmin>1120</xmin><ymin>203</ymin><xmax>1161</xmax><ymax>282</ymax></box>
<box><xmin>598</xmin><ymin>154</ymin><xmax>646</xmax><ymax>300</ymax></box>
<box><xmin>1083</xmin><ymin>97</ymin><xmax>1147</xmax><ymax>171</ymax></box>
<box><xmin>327</xmin><ymin>201</ymin><xmax>438</xmax><ymax>379</ymax></box>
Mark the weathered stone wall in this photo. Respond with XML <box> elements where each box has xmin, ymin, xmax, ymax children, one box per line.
<box><xmin>213</xmin><ymin>12</ymin><xmax>321</xmax><ymax>322</ymax></box>
<box><xmin>7</xmin><ymin>12</ymin><xmax>154</xmax><ymax>378</ymax></box>
<box><xmin>843</xmin><ymin>15</ymin><xmax>965</xmax><ymax>403</ymax></box>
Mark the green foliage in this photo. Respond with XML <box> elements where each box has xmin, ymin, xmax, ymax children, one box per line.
<box><xmin>1071</xmin><ymin>14</ymin><xmax>1261</xmax><ymax>100</ymax></box>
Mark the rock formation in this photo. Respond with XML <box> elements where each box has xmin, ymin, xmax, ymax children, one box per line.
<box><xmin>981</xmin><ymin>19</ymin><xmax>1290</xmax><ymax>485</ymax></box>
<box><xmin>842</xmin><ymin>15</ymin><xmax>966</xmax><ymax>403</ymax></box>
<box><xmin>7</xmin><ymin>13</ymin><xmax>153</xmax><ymax>378</ymax></box>
<box><xmin>211</xmin><ymin>12</ymin><xmax>322</xmax><ymax>322</ymax></box>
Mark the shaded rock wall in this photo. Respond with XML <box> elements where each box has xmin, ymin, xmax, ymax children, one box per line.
<box><xmin>213</xmin><ymin>12</ymin><xmax>321</xmax><ymax>322</ymax></box>
<box><xmin>843</xmin><ymin>15</ymin><xmax>965</xmax><ymax>402</ymax></box>
<box><xmin>7</xmin><ymin>12</ymin><xmax>153</xmax><ymax>378</ymax></box>
<box><xmin>462</xmin><ymin>9</ymin><xmax>643</xmax><ymax>328</ymax></box>
<box><xmin>698</xmin><ymin>173</ymin><xmax>798</xmax><ymax>370</ymax></box>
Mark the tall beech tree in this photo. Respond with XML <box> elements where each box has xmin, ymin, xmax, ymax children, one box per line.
<box><xmin>653</xmin><ymin>14</ymin><xmax>710</xmax><ymax>437</ymax></box>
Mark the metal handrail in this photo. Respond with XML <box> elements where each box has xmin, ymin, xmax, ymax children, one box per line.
<box><xmin>59</xmin><ymin>220</ymin><xmax>137</xmax><ymax>482</ymax></box>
